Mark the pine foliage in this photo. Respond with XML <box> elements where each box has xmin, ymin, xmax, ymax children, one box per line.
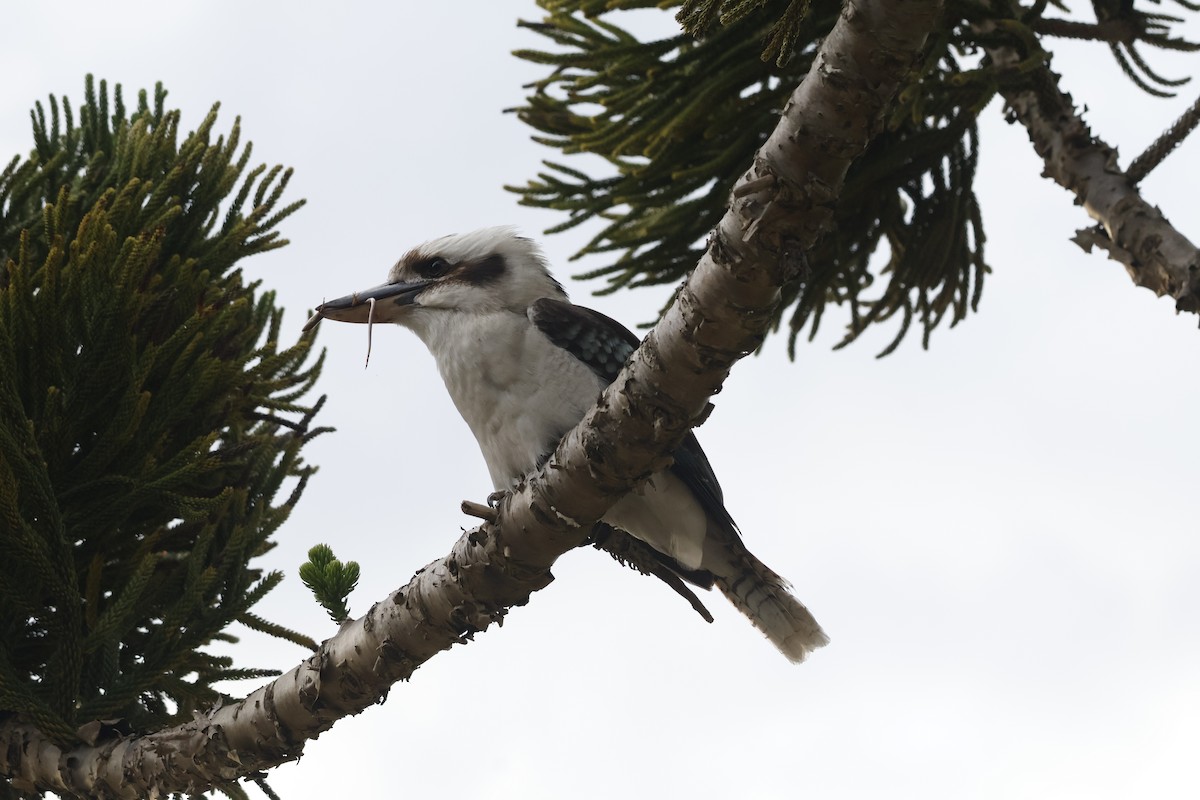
<box><xmin>510</xmin><ymin>0</ymin><xmax>1199</xmax><ymax>354</ymax></box>
<box><xmin>0</xmin><ymin>77</ymin><xmax>326</xmax><ymax>753</ymax></box>
<box><xmin>299</xmin><ymin>544</ymin><xmax>360</xmax><ymax>624</ymax></box>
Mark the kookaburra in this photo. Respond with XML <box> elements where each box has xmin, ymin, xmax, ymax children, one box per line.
<box><xmin>304</xmin><ymin>227</ymin><xmax>827</xmax><ymax>663</ymax></box>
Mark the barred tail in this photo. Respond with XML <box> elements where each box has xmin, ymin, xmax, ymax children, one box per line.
<box><xmin>714</xmin><ymin>549</ymin><xmax>828</xmax><ymax>664</ymax></box>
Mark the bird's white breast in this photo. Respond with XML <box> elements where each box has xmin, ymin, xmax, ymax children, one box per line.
<box><xmin>412</xmin><ymin>310</ymin><xmax>606</xmax><ymax>489</ymax></box>
<box><xmin>409</xmin><ymin>307</ymin><xmax>709</xmax><ymax>570</ymax></box>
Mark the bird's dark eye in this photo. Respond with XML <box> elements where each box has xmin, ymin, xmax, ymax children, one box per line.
<box><xmin>416</xmin><ymin>257</ymin><xmax>452</xmax><ymax>279</ymax></box>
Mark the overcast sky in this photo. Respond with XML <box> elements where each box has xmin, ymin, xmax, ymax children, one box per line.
<box><xmin>3</xmin><ymin>3</ymin><xmax>1199</xmax><ymax>799</ymax></box>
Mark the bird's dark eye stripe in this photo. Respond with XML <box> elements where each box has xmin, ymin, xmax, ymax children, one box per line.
<box><xmin>413</xmin><ymin>256</ymin><xmax>453</xmax><ymax>278</ymax></box>
<box><xmin>453</xmin><ymin>254</ymin><xmax>506</xmax><ymax>287</ymax></box>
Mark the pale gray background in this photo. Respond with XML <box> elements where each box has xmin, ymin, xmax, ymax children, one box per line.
<box><xmin>3</xmin><ymin>3</ymin><xmax>1198</xmax><ymax>798</ymax></box>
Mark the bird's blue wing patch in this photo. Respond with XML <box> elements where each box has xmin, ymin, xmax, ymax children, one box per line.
<box><xmin>673</xmin><ymin>431</ymin><xmax>740</xmax><ymax>538</ymax></box>
<box><xmin>529</xmin><ymin>298</ymin><xmax>637</xmax><ymax>383</ymax></box>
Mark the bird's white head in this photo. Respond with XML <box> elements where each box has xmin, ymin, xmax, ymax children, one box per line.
<box><xmin>304</xmin><ymin>227</ymin><xmax>567</xmax><ymax>333</ymax></box>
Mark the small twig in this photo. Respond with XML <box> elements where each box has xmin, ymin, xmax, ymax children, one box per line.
<box><xmin>461</xmin><ymin>500</ymin><xmax>498</xmax><ymax>523</ymax></box>
<box><xmin>1127</xmin><ymin>91</ymin><xmax>1200</xmax><ymax>183</ymax></box>
<box><xmin>1033</xmin><ymin>17</ymin><xmax>1137</xmax><ymax>43</ymax></box>
<box><xmin>248</xmin><ymin>412</ymin><xmax>308</xmax><ymax>433</ymax></box>
<box><xmin>250</xmin><ymin>773</ymin><xmax>282</xmax><ymax>800</ymax></box>
<box><xmin>732</xmin><ymin>174</ymin><xmax>776</xmax><ymax>198</ymax></box>
<box><xmin>248</xmin><ymin>396</ymin><xmax>326</xmax><ymax>438</ymax></box>
<box><xmin>298</xmin><ymin>394</ymin><xmax>328</xmax><ymax>432</ymax></box>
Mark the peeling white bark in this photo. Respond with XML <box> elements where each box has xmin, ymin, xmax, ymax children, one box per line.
<box><xmin>0</xmin><ymin>0</ymin><xmax>940</xmax><ymax>794</ymax></box>
<box><xmin>984</xmin><ymin>31</ymin><xmax>1200</xmax><ymax>313</ymax></box>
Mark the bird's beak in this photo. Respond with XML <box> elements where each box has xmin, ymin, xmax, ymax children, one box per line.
<box><xmin>302</xmin><ymin>281</ymin><xmax>428</xmax><ymax>331</ymax></box>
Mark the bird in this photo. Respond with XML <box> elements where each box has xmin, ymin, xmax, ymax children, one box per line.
<box><xmin>304</xmin><ymin>227</ymin><xmax>828</xmax><ymax>663</ymax></box>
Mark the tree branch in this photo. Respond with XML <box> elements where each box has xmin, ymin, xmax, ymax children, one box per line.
<box><xmin>1032</xmin><ymin>17</ymin><xmax>1139</xmax><ymax>44</ymax></box>
<box><xmin>0</xmin><ymin>0</ymin><xmax>941</xmax><ymax>794</ymax></box>
<box><xmin>982</xmin><ymin>27</ymin><xmax>1200</xmax><ymax>313</ymax></box>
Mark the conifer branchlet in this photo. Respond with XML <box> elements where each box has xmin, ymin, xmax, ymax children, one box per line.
<box><xmin>510</xmin><ymin>0</ymin><xmax>1200</xmax><ymax>354</ymax></box>
<box><xmin>0</xmin><ymin>78</ymin><xmax>326</xmax><ymax>777</ymax></box>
